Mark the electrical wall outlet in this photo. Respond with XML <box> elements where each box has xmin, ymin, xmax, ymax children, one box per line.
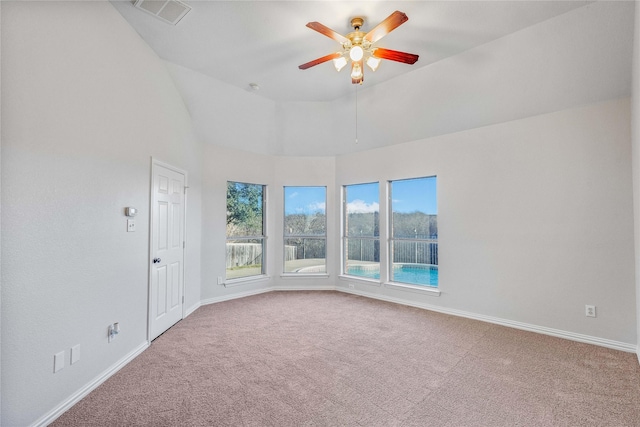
<box><xmin>108</xmin><ymin>322</ymin><xmax>120</xmax><ymax>342</ymax></box>
<box><xmin>585</xmin><ymin>305</ymin><xmax>596</xmax><ymax>317</ymax></box>
<box><xmin>348</xmin><ymin>283</ymin><xmax>355</xmax><ymax>289</ymax></box>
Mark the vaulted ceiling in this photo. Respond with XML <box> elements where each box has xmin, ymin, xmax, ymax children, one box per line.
<box><xmin>111</xmin><ymin>1</ymin><xmax>635</xmax><ymax>156</ymax></box>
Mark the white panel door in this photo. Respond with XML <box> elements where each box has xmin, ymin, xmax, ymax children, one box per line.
<box><xmin>150</xmin><ymin>162</ymin><xmax>185</xmax><ymax>340</ymax></box>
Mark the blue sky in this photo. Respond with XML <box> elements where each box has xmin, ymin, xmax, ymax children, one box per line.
<box><xmin>284</xmin><ymin>186</ymin><xmax>326</xmax><ymax>215</ymax></box>
<box><xmin>346</xmin><ymin>178</ymin><xmax>437</xmax><ymax>214</ymax></box>
<box><xmin>283</xmin><ymin>179</ymin><xmax>437</xmax><ymax>215</ymax></box>
<box><xmin>391</xmin><ymin>177</ymin><xmax>437</xmax><ymax>214</ymax></box>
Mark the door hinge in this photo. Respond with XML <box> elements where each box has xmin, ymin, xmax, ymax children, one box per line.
<box><xmin>184</xmin><ymin>186</ymin><xmax>189</xmax><ymax>194</ymax></box>
<box><xmin>183</xmin><ymin>241</ymin><xmax>185</xmax><ymax>248</ymax></box>
<box><xmin>182</xmin><ymin>296</ymin><xmax>184</xmax><ymax>304</ymax></box>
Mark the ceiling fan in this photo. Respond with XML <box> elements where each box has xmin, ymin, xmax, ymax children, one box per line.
<box><xmin>299</xmin><ymin>11</ymin><xmax>419</xmax><ymax>84</ymax></box>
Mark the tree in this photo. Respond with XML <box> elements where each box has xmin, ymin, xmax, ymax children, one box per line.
<box><xmin>226</xmin><ymin>182</ymin><xmax>264</xmax><ymax>236</ymax></box>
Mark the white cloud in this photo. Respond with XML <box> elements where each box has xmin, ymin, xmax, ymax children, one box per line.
<box><xmin>347</xmin><ymin>199</ymin><xmax>379</xmax><ymax>213</ymax></box>
<box><xmin>289</xmin><ymin>191</ymin><xmax>299</xmax><ymax>199</ymax></box>
<box><xmin>307</xmin><ymin>202</ymin><xmax>326</xmax><ymax>212</ymax></box>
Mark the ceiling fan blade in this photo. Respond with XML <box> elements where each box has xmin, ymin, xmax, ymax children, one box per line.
<box><xmin>299</xmin><ymin>52</ymin><xmax>342</xmax><ymax>70</ymax></box>
<box><xmin>306</xmin><ymin>22</ymin><xmax>349</xmax><ymax>43</ymax></box>
<box><xmin>372</xmin><ymin>47</ymin><xmax>419</xmax><ymax>64</ymax></box>
<box><xmin>364</xmin><ymin>11</ymin><xmax>408</xmax><ymax>44</ymax></box>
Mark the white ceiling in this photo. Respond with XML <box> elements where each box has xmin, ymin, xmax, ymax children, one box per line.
<box><xmin>110</xmin><ymin>1</ymin><xmax>635</xmax><ymax>156</ymax></box>
<box><xmin>112</xmin><ymin>0</ymin><xmax>594</xmax><ymax>103</ymax></box>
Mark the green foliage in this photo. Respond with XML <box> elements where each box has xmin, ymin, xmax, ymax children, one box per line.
<box><xmin>346</xmin><ymin>212</ymin><xmax>380</xmax><ymax>237</ymax></box>
<box><xmin>226</xmin><ymin>182</ymin><xmax>264</xmax><ymax>236</ymax></box>
<box><xmin>284</xmin><ymin>212</ymin><xmax>326</xmax><ymax>235</ymax></box>
<box><xmin>392</xmin><ymin>212</ymin><xmax>438</xmax><ymax>239</ymax></box>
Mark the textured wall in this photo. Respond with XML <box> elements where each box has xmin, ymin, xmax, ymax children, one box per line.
<box><xmin>1</xmin><ymin>2</ymin><xmax>202</xmax><ymax>425</ymax></box>
<box><xmin>199</xmin><ymin>145</ymin><xmax>336</xmax><ymax>303</ymax></box>
<box><xmin>632</xmin><ymin>1</ymin><xmax>640</xmax><ymax>362</ymax></box>
<box><xmin>336</xmin><ymin>98</ymin><xmax>636</xmax><ymax>345</ymax></box>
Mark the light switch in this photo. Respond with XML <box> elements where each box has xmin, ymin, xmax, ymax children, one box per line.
<box><xmin>71</xmin><ymin>344</ymin><xmax>80</xmax><ymax>365</ymax></box>
<box><xmin>54</xmin><ymin>351</ymin><xmax>65</xmax><ymax>373</ymax></box>
<box><xmin>127</xmin><ymin>219</ymin><xmax>136</xmax><ymax>232</ymax></box>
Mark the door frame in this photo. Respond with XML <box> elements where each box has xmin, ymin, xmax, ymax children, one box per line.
<box><xmin>148</xmin><ymin>158</ymin><xmax>188</xmax><ymax>343</ymax></box>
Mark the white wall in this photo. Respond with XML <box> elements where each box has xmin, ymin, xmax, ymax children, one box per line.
<box><xmin>632</xmin><ymin>0</ymin><xmax>640</xmax><ymax>363</ymax></box>
<box><xmin>200</xmin><ymin>145</ymin><xmax>336</xmax><ymax>303</ymax></box>
<box><xmin>1</xmin><ymin>2</ymin><xmax>202</xmax><ymax>425</ymax></box>
<box><xmin>271</xmin><ymin>155</ymin><xmax>336</xmax><ymax>288</ymax></box>
<box><xmin>0</xmin><ymin>3</ymin><xmax>3</xmax><ymax>420</ymax></box>
<box><xmin>336</xmin><ymin>98</ymin><xmax>636</xmax><ymax>346</ymax></box>
<box><xmin>273</xmin><ymin>1</ymin><xmax>635</xmax><ymax>157</ymax></box>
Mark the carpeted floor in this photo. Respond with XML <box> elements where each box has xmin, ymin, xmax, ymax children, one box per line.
<box><xmin>53</xmin><ymin>291</ymin><xmax>640</xmax><ymax>426</ymax></box>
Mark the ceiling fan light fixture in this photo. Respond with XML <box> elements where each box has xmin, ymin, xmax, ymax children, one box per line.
<box><xmin>299</xmin><ymin>11</ymin><xmax>418</xmax><ymax>85</ymax></box>
<box><xmin>350</xmin><ymin>61</ymin><xmax>363</xmax><ymax>80</ymax></box>
<box><xmin>349</xmin><ymin>45</ymin><xmax>364</xmax><ymax>61</ymax></box>
<box><xmin>366</xmin><ymin>56</ymin><xmax>381</xmax><ymax>72</ymax></box>
<box><xmin>333</xmin><ymin>56</ymin><xmax>348</xmax><ymax>72</ymax></box>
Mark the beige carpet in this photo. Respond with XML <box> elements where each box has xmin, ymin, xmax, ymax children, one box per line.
<box><xmin>53</xmin><ymin>291</ymin><xmax>640</xmax><ymax>426</ymax></box>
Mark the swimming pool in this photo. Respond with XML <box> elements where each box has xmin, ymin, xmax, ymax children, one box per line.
<box><xmin>347</xmin><ymin>263</ymin><xmax>438</xmax><ymax>287</ymax></box>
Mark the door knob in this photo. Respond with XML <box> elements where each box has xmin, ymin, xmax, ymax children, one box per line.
<box><xmin>153</xmin><ymin>258</ymin><xmax>161</xmax><ymax>263</ymax></box>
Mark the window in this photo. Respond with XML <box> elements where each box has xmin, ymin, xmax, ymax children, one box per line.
<box><xmin>284</xmin><ymin>186</ymin><xmax>327</xmax><ymax>274</ymax></box>
<box><xmin>226</xmin><ymin>181</ymin><xmax>266</xmax><ymax>280</ymax></box>
<box><xmin>389</xmin><ymin>176</ymin><xmax>438</xmax><ymax>287</ymax></box>
<box><xmin>343</xmin><ymin>182</ymin><xmax>380</xmax><ymax>279</ymax></box>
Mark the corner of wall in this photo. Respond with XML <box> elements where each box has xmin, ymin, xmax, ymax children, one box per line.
<box><xmin>634</xmin><ymin>0</ymin><xmax>640</xmax><ymax>365</ymax></box>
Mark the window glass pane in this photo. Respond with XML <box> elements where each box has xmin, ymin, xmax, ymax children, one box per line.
<box><xmin>284</xmin><ymin>186</ymin><xmax>327</xmax><ymax>274</ymax></box>
<box><xmin>226</xmin><ymin>181</ymin><xmax>265</xmax><ymax>280</ymax></box>
<box><xmin>345</xmin><ymin>182</ymin><xmax>379</xmax><ymax>237</ymax></box>
<box><xmin>226</xmin><ymin>182</ymin><xmax>263</xmax><ymax>237</ymax></box>
<box><xmin>344</xmin><ymin>182</ymin><xmax>380</xmax><ymax>279</ymax></box>
<box><xmin>390</xmin><ymin>177</ymin><xmax>438</xmax><ymax>287</ymax></box>
<box><xmin>391</xmin><ymin>177</ymin><xmax>437</xmax><ymax>238</ymax></box>
<box><xmin>284</xmin><ymin>186</ymin><xmax>326</xmax><ymax>236</ymax></box>
<box><xmin>284</xmin><ymin>238</ymin><xmax>326</xmax><ymax>273</ymax></box>
<box><xmin>225</xmin><ymin>238</ymin><xmax>264</xmax><ymax>279</ymax></box>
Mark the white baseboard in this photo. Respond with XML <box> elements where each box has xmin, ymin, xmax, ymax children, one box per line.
<box><xmin>33</xmin><ymin>286</ymin><xmax>639</xmax><ymax>426</ymax></box>
<box><xmin>336</xmin><ymin>287</ymin><xmax>638</xmax><ymax>354</ymax></box>
<box><xmin>34</xmin><ymin>341</ymin><xmax>149</xmax><ymax>427</ymax></box>
<box><xmin>185</xmin><ymin>302</ymin><xmax>201</xmax><ymax>317</ymax></box>
<box><xmin>270</xmin><ymin>285</ymin><xmax>336</xmax><ymax>292</ymax></box>
<box><xmin>199</xmin><ymin>287</ymin><xmax>273</xmax><ymax>306</ymax></box>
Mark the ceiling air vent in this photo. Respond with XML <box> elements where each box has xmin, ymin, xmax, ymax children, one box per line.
<box><xmin>133</xmin><ymin>0</ymin><xmax>191</xmax><ymax>25</ymax></box>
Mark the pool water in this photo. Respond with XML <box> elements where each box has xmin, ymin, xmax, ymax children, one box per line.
<box><xmin>347</xmin><ymin>264</ymin><xmax>438</xmax><ymax>287</ymax></box>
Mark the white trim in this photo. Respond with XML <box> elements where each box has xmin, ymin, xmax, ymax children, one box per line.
<box><xmin>271</xmin><ymin>285</ymin><xmax>335</xmax><ymax>291</ymax></box>
<box><xmin>185</xmin><ymin>302</ymin><xmax>201</xmax><ymax>317</ymax></box>
<box><xmin>222</xmin><ymin>274</ymin><xmax>271</xmax><ymax>287</ymax></box>
<box><xmin>36</xmin><ymin>286</ymin><xmax>639</xmax><ymax>427</ymax></box>
<box><xmin>383</xmin><ymin>281</ymin><xmax>441</xmax><ymax>296</ymax></box>
<box><xmin>336</xmin><ymin>287</ymin><xmax>637</xmax><ymax>353</ymax></box>
<box><xmin>149</xmin><ymin>158</ymin><xmax>188</xmax><ymax>342</ymax></box>
<box><xmin>33</xmin><ymin>341</ymin><xmax>149</xmax><ymax>427</ymax></box>
<box><xmin>280</xmin><ymin>273</ymin><xmax>330</xmax><ymax>279</ymax></box>
<box><xmin>200</xmin><ymin>287</ymin><xmax>273</xmax><ymax>306</ymax></box>
<box><xmin>338</xmin><ymin>274</ymin><xmax>382</xmax><ymax>287</ymax></box>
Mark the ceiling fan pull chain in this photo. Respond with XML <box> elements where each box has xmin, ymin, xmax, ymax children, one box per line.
<box><xmin>355</xmin><ymin>85</ymin><xmax>359</xmax><ymax>144</ymax></box>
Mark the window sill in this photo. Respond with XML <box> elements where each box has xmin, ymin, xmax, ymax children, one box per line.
<box><xmin>280</xmin><ymin>273</ymin><xmax>330</xmax><ymax>279</ymax></box>
<box><xmin>223</xmin><ymin>274</ymin><xmax>270</xmax><ymax>287</ymax></box>
<box><xmin>338</xmin><ymin>275</ymin><xmax>382</xmax><ymax>287</ymax></box>
<box><xmin>384</xmin><ymin>281</ymin><xmax>441</xmax><ymax>296</ymax></box>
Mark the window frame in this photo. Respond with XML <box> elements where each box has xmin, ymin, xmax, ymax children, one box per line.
<box><xmin>225</xmin><ymin>181</ymin><xmax>267</xmax><ymax>284</ymax></box>
<box><xmin>387</xmin><ymin>176</ymin><xmax>439</xmax><ymax>292</ymax></box>
<box><xmin>341</xmin><ymin>182</ymin><xmax>381</xmax><ymax>283</ymax></box>
<box><xmin>282</xmin><ymin>185</ymin><xmax>328</xmax><ymax>276</ymax></box>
